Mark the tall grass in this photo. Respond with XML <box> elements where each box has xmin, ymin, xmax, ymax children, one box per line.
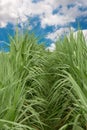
<box><xmin>0</xmin><ymin>30</ymin><xmax>87</xmax><ymax>130</ymax></box>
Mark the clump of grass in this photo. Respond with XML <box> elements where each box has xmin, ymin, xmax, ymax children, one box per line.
<box><xmin>0</xmin><ymin>29</ymin><xmax>87</xmax><ymax>130</ymax></box>
<box><xmin>0</xmin><ymin>30</ymin><xmax>47</xmax><ymax>130</ymax></box>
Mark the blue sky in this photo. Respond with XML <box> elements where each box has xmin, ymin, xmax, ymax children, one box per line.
<box><xmin>0</xmin><ymin>0</ymin><xmax>87</xmax><ymax>51</ymax></box>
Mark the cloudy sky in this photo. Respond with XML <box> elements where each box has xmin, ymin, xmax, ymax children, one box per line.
<box><xmin>0</xmin><ymin>0</ymin><xmax>87</xmax><ymax>50</ymax></box>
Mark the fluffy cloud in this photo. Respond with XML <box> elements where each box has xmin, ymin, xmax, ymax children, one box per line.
<box><xmin>0</xmin><ymin>0</ymin><xmax>87</xmax><ymax>28</ymax></box>
<box><xmin>46</xmin><ymin>27</ymin><xmax>75</xmax><ymax>42</ymax></box>
<box><xmin>46</xmin><ymin>43</ymin><xmax>56</xmax><ymax>52</ymax></box>
<box><xmin>0</xmin><ymin>0</ymin><xmax>19</xmax><ymax>27</ymax></box>
<box><xmin>74</xmin><ymin>29</ymin><xmax>87</xmax><ymax>41</ymax></box>
<box><xmin>46</xmin><ymin>29</ymin><xmax>87</xmax><ymax>52</ymax></box>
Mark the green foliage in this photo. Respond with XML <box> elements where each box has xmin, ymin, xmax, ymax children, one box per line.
<box><xmin>0</xmin><ymin>30</ymin><xmax>87</xmax><ymax>130</ymax></box>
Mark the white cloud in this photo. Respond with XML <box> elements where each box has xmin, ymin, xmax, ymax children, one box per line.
<box><xmin>0</xmin><ymin>0</ymin><xmax>21</xmax><ymax>27</ymax></box>
<box><xmin>46</xmin><ymin>43</ymin><xmax>56</xmax><ymax>52</ymax></box>
<box><xmin>46</xmin><ymin>27</ymin><xmax>87</xmax><ymax>44</ymax></box>
<box><xmin>46</xmin><ymin>29</ymin><xmax>87</xmax><ymax>52</ymax></box>
<box><xmin>0</xmin><ymin>0</ymin><xmax>87</xmax><ymax>28</ymax></box>
<box><xmin>82</xmin><ymin>30</ymin><xmax>87</xmax><ymax>40</ymax></box>
<box><xmin>74</xmin><ymin>30</ymin><xmax>87</xmax><ymax>41</ymax></box>
<box><xmin>40</xmin><ymin>13</ymin><xmax>76</xmax><ymax>28</ymax></box>
<box><xmin>46</xmin><ymin>27</ymin><xmax>75</xmax><ymax>42</ymax></box>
